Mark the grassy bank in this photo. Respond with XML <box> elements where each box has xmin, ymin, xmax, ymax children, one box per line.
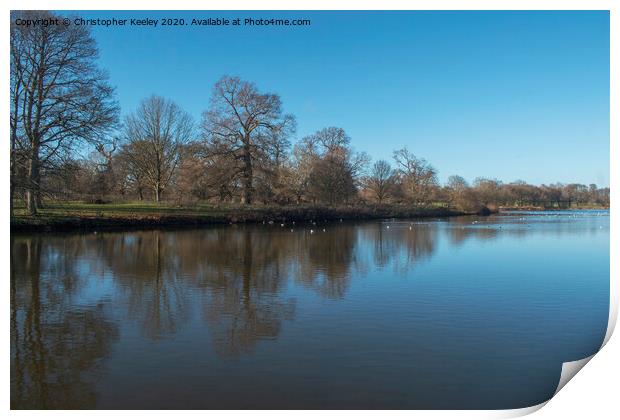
<box><xmin>11</xmin><ymin>202</ymin><xmax>468</xmax><ymax>233</ymax></box>
<box><xmin>499</xmin><ymin>204</ymin><xmax>610</xmax><ymax>211</ymax></box>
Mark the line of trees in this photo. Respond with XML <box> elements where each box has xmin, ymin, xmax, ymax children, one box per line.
<box><xmin>10</xmin><ymin>11</ymin><xmax>119</xmax><ymax>216</ymax></box>
<box><xmin>10</xmin><ymin>11</ymin><xmax>610</xmax><ymax>216</ymax></box>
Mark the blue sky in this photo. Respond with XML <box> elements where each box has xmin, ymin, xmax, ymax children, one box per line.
<box><xmin>74</xmin><ymin>10</ymin><xmax>609</xmax><ymax>186</ymax></box>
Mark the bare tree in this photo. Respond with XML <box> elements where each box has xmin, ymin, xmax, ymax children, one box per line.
<box><xmin>86</xmin><ymin>139</ymin><xmax>118</xmax><ymax>202</ymax></box>
<box><xmin>201</xmin><ymin>76</ymin><xmax>295</xmax><ymax>205</ymax></box>
<box><xmin>277</xmin><ymin>143</ymin><xmax>315</xmax><ymax>204</ymax></box>
<box><xmin>472</xmin><ymin>177</ymin><xmax>503</xmax><ymax>207</ymax></box>
<box><xmin>302</xmin><ymin>126</ymin><xmax>350</xmax><ymax>154</ymax></box>
<box><xmin>301</xmin><ymin>127</ymin><xmax>369</xmax><ymax>205</ymax></box>
<box><xmin>10</xmin><ymin>21</ymin><xmax>27</xmax><ymax>216</ymax></box>
<box><xmin>10</xmin><ymin>11</ymin><xmax>119</xmax><ymax>215</ymax></box>
<box><xmin>445</xmin><ymin>175</ymin><xmax>481</xmax><ymax>211</ymax></box>
<box><xmin>123</xmin><ymin>96</ymin><xmax>194</xmax><ymax>202</ymax></box>
<box><xmin>365</xmin><ymin>160</ymin><xmax>396</xmax><ymax>203</ymax></box>
<box><xmin>447</xmin><ymin>175</ymin><xmax>468</xmax><ymax>191</ymax></box>
<box><xmin>393</xmin><ymin>147</ymin><xmax>438</xmax><ymax>205</ymax></box>
<box><xmin>308</xmin><ymin>152</ymin><xmax>356</xmax><ymax>205</ymax></box>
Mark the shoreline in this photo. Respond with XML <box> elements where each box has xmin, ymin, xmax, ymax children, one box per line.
<box><xmin>499</xmin><ymin>206</ymin><xmax>610</xmax><ymax>211</ymax></box>
<box><xmin>11</xmin><ymin>204</ymin><xmax>609</xmax><ymax>234</ymax></box>
<box><xmin>10</xmin><ymin>205</ymin><xmax>471</xmax><ymax>234</ymax></box>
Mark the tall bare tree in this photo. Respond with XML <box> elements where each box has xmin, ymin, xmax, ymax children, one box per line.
<box><xmin>446</xmin><ymin>175</ymin><xmax>482</xmax><ymax>211</ymax></box>
<box><xmin>393</xmin><ymin>147</ymin><xmax>438</xmax><ymax>205</ymax></box>
<box><xmin>10</xmin><ymin>11</ymin><xmax>119</xmax><ymax>215</ymax></box>
<box><xmin>279</xmin><ymin>143</ymin><xmax>316</xmax><ymax>204</ymax></box>
<box><xmin>365</xmin><ymin>160</ymin><xmax>396</xmax><ymax>203</ymax></box>
<box><xmin>472</xmin><ymin>177</ymin><xmax>503</xmax><ymax>207</ymax></box>
<box><xmin>123</xmin><ymin>96</ymin><xmax>194</xmax><ymax>202</ymax></box>
<box><xmin>10</xmin><ymin>21</ymin><xmax>27</xmax><ymax>217</ymax></box>
<box><xmin>201</xmin><ymin>76</ymin><xmax>295</xmax><ymax>205</ymax></box>
<box><xmin>302</xmin><ymin>127</ymin><xmax>369</xmax><ymax>205</ymax></box>
<box><xmin>90</xmin><ymin>139</ymin><xmax>118</xmax><ymax>201</ymax></box>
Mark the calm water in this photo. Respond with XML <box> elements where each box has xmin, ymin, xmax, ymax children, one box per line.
<box><xmin>10</xmin><ymin>210</ymin><xmax>609</xmax><ymax>409</ymax></box>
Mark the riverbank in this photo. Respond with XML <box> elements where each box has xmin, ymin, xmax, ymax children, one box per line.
<box><xmin>499</xmin><ymin>205</ymin><xmax>610</xmax><ymax>211</ymax></box>
<box><xmin>11</xmin><ymin>202</ymin><xmax>471</xmax><ymax>233</ymax></box>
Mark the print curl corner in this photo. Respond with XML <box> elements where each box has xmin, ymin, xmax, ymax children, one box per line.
<box><xmin>467</xmin><ymin>401</ymin><xmax>548</xmax><ymax>419</ymax></box>
<box><xmin>497</xmin><ymin>402</ymin><xmax>548</xmax><ymax>419</ymax></box>
<box><xmin>540</xmin><ymin>266</ymin><xmax>620</xmax><ymax>406</ymax></box>
<box><xmin>602</xmin><ymin>276</ymin><xmax>619</xmax><ymax>348</ymax></box>
<box><xmin>542</xmin><ymin>324</ymin><xmax>613</xmax><ymax>411</ymax></box>
<box><xmin>491</xmin><ymin>345</ymin><xmax>609</xmax><ymax>418</ymax></box>
<box><xmin>553</xmin><ymin>355</ymin><xmax>596</xmax><ymax>398</ymax></box>
<box><xmin>543</xmin><ymin>289</ymin><xmax>618</xmax><ymax>411</ymax></box>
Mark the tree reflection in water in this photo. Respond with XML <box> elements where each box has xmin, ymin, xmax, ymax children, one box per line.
<box><xmin>10</xmin><ymin>237</ymin><xmax>119</xmax><ymax>409</ymax></box>
<box><xmin>360</xmin><ymin>222</ymin><xmax>436</xmax><ymax>274</ymax></box>
<box><xmin>293</xmin><ymin>225</ymin><xmax>360</xmax><ymax>299</ymax></box>
<box><xmin>196</xmin><ymin>228</ymin><xmax>296</xmax><ymax>357</ymax></box>
<box><xmin>100</xmin><ymin>231</ymin><xmax>190</xmax><ymax>339</ymax></box>
<box><xmin>11</xmin><ymin>221</ymin><xmax>448</xmax><ymax>407</ymax></box>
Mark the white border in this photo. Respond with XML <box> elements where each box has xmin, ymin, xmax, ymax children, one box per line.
<box><xmin>3</xmin><ymin>1</ymin><xmax>617</xmax><ymax>418</ymax></box>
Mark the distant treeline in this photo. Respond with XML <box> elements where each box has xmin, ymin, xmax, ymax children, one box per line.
<box><xmin>10</xmin><ymin>11</ymin><xmax>609</xmax><ymax>216</ymax></box>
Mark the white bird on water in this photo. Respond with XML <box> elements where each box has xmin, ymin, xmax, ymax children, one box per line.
<box><xmin>310</xmin><ymin>229</ymin><xmax>314</xmax><ymax>234</ymax></box>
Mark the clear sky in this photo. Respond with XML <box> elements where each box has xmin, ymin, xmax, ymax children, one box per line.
<box><xmin>71</xmin><ymin>10</ymin><xmax>609</xmax><ymax>187</ymax></box>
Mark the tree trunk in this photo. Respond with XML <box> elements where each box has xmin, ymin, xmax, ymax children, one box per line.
<box><xmin>26</xmin><ymin>146</ymin><xmax>40</xmax><ymax>216</ymax></box>
<box><xmin>10</xmin><ymin>129</ymin><xmax>17</xmax><ymax>218</ymax></box>
<box><xmin>10</xmin><ymin>178</ymin><xmax>15</xmax><ymax>218</ymax></box>
<box><xmin>35</xmin><ymin>181</ymin><xmax>43</xmax><ymax>209</ymax></box>
<box><xmin>26</xmin><ymin>190</ymin><xmax>36</xmax><ymax>215</ymax></box>
<box><xmin>241</xmin><ymin>145</ymin><xmax>253</xmax><ymax>205</ymax></box>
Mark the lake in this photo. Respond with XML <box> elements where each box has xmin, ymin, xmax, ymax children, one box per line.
<box><xmin>10</xmin><ymin>210</ymin><xmax>609</xmax><ymax>409</ymax></box>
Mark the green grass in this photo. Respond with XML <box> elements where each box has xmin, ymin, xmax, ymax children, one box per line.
<box><xmin>12</xmin><ymin>200</ymin><xmax>246</xmax><ymax>218</ymax></box>
<box><xmin>11</xmin><ymin>200</ymin><xmax>466</xmax><ymax>232</ymax></box>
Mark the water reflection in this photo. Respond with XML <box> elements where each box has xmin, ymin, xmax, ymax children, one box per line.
<box><xmin>198</xmin><ymin>229</ymin><xmax>296</xmax><ymax>357</ymax></box>
<box><xmin>360</xmin><ymin>223</ymin><xmax>436</xmax><ymax>273</ymax></box>
<box><xmin>11</xmin><ymin>238</ymin><xmax>119</xmax><ymax>409</ymax></box>
<box><xmin>295</xmin><ymin>226</ymin><xmax>361</xmax><ymax>298</ymax></box>
<box><xmin>104</xmin><ymin>232</ymin><xmax>190</xmax><ymax>339</ymax></box>
<box><xmin>10</xmin><ymin>211</ymin><xmax>609</xmax><ymax>409</ymax></box>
